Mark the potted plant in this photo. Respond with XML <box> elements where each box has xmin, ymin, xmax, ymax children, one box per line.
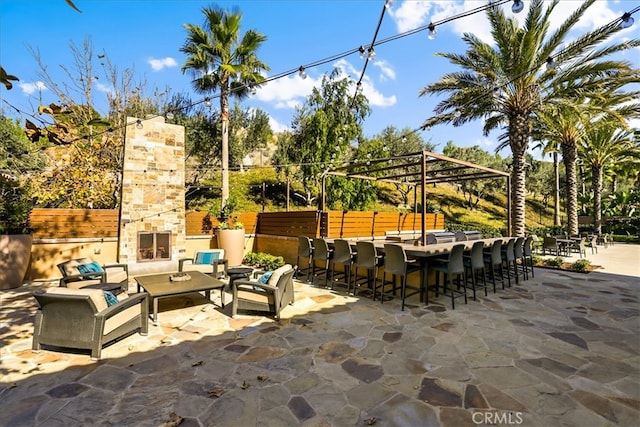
<box><xmin>211</xmin><ymin>197</ymin><xmax>245</xmax><ymax>267</ymax></box>
<box><xmin>0</xmin><ymin>174</ymin><xmax>34</xmax><ymax>289</ymax></box>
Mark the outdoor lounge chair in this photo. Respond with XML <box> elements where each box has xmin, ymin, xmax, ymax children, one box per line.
<box><xmin>32</xmin><ymin>287</ymin><xmax>148</xmax><ymax>360</ymax></box>
<box><xmin>179</xmin><ymin>249</ymin><xmax>229</xmax><ymax>279</ymax></box>
<box><xmin>231</xmin><ymin>264</ymin><xmax>296</xmax><ymax>320</ymax></box>
<box><xmin>57</xmin><ymin>258</ymin><xmax>129</xmax><ymax>293</ymax></box>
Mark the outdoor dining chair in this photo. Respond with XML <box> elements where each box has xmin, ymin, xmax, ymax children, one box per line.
<box><xmin>500</xmin><ymin>238</ymin><xmax>519</xmax><ymax>287</ymax></box>
<box><xmin>330</xmin><ymin>239</ymin><xmax>356</xmax><ymax>293</ymax></box>
<box><xmin>483</xmin><ymin>240</ymin><xmax>504</xmax><ymax>292</ymax></box>
<box><xmin>429</xmin><ymin>243</ymin><xmax>468</xmax><ymax>309</ymax></box>
<box><xmin>352</xmin><ymin>241</ymin><xmax>384</xmax><ymax>297</ymax></box>
<box><xmin>523</xmin><ymin>236</ymin><xmax>535</xmax><ymax>279</ymax></box>
<box><xmin>179</xmin><ymin>249</ymin><xmax>228</xmax><ymax>279</ymax></box>
<box><xmin>463</xmin><ymin>240</ymin><xmax>488</xmax><ymax>300</ymax></box>
<box><xmin>381</xmin><ymin>243</ymin><xmax>422</xmax><ymax>310</ymax></box>
<box><xmin>513</xmin><ymin>237</ymin><xmax>527</xmax><ymax>282</ymax></box>
<box><xmin>312</xmin><ymin>238</ymin><xmax>333</xmax><ymax>288</ymax></box>
<box><xmin>296</xmin><ymin>236</ymin><xmax>314</xmax><ymax>283</ymax></box>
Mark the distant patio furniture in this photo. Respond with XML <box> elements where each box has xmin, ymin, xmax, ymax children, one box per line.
<box><xmin>32</xmin><ymin>287</ymin><xmax>148</xmax><ymax>360</ymax></box>
<box><xmin>231</xmin><ymin>264</ymin><xmax>296</xmax><ymax>320</ymax></box>
<box><xmin>57</xmin><ymin>258</ymin><xmax>129</xmax><ymax>293</ymax></box>
<box><xmin>542</xmin><ymin>236</ymin><xmax>562</xmax><ymax>256</ymax></box>
<box><xmin>179</xmin><ymin>249</ymin><xmax>228</xmax><ymax>279</ymax></box>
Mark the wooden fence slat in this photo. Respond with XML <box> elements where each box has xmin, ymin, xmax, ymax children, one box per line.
<box><xmin>30</xmin><ymin>209</ymin><xmax>444</xmax><ymax>240</ymax></box>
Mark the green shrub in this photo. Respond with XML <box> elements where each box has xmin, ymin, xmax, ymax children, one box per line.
<box><xmin>243</xmin><ymin>251</ymin><xmax>285</xmax><ymax>271</ymax></box>
<box><xmin>571</xmin><ymin>259</ymin><xmax>591</xmax><ymax>272</ymax></box>
<box><xmin>543</xmin><ymin>257</ymin><xmax>564</xmax><ymax>267</ymax></box>
<box><xmin>532</xmin><ymin>254</ymin><xmax>544</xmax><ymax>265</ymax></box>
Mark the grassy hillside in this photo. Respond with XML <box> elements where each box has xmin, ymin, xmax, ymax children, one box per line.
<box><xmin>194</xmin><ymin>168</ymin><xmax>556</xmax><ymax>233</ymax></box>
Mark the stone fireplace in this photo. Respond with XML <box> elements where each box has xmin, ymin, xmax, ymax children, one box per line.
<box><xmin>118</xmin><ymin>116</ymin><xmax>186</xmax><ymax>274</ymax></box>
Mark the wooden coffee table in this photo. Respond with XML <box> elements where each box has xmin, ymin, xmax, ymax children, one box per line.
<box><xmin>134</xmin><ymin>271</ymin><xmax>225</xmax><ymax>324</ymax></box>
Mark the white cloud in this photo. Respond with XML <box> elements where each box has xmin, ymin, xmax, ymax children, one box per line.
<box><xmin>19</xmin><ymin>81</ymin><xmax>47</xmax><ymax>95</ymax></box>
<box><xmin>334</xmin><ymin>59</ymin><xmax>397</xmax><ymax>107</ymax></box>
<box><xmin>391</xmin><ymin>0</ymin><xmax>626</xmax><ymax>45</ymax></box>
<box><xmin>255</xmin><ymin>71</ymin><xmax>315</xmax><ymax>109</ymax></box>
<box><xmin>268</xmin><ymin>116</ymin><xmax>291</xmax><ymax>133</ymax></box>
<box><xmin>95</xmin><ymin>82</ymin><xmax>113</xmax><ymax>95</ymax></box>
<box><xmin>373</xmin><ymin>59</ymin><xmax>396</xmax><ymax>81</ymax></box>
<box><xmin>148</xmin><ymin>57</ymin><xmax>178</xmax><ymax>71</ymax></box>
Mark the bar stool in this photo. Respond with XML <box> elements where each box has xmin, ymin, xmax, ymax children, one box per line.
<box><xmin>381</xmin><ymin>243</ymin><xmax>422</xmax><ymax>310</ymax></box>
<box><xmin>483</xmin><ymin>240</ymin><xmax>503</xmax><ymax>292</ymax></box>
<box><xmin>463</xmin><ymin>240</ymin><xmax>488</xmax><ymax>300</ymax></box>
<box><xmin>330</xmin><ymin>239</ymin><xmax>356</xmax><ymax>293</ymax></box>
<box><xmin>513</xmin><ymin>237</ymin><xmax>527</xmax><ymax>282</ymax></box>
<box><xmin>501</xmin><ymin>238</ymin><xmax>518</xmax><ymax>287</ymax></box>
<box><xmin>352</xmin><ymin>241</ymin><xmax>384</xmax><ymax>297</ymax></box>
<box><xmin>296</xmin><ymin>236</ymin><xmax>314</xmax><ymax>283</ymax></box>
<box><xmin>429</xmin><ymin>243</ymin><xmax>467</xmax><ymax>309</ymax></box>
<box><xmin>523</xmin><ymin>236</ymin><xmax>535</xmax><ymax>279</ymax></box>
<box><xmin>312</xmin><ymin>238</ymin><xmax>333</xmax><ymax>288</ymax></box>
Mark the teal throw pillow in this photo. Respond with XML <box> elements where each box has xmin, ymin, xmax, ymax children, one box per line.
<box><xmin>196</xmin><ymin>251</ymin><xmax>220</xmax><ymax>264</ymax></box>
<box><xmin>104</xmin><ymin>291</ymin><xmax>119</xmax><ymax>306</ymax></box>
<box><xmin>77</xmin><ymin>261</ymin><xmax>104</xmax><ymax>279</ymax></box>
<box><xmin>257</xmin><ymin>271</ymin><xmax>273</xmax><ymax>284</ymax></box>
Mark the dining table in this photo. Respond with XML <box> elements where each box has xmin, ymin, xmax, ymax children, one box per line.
<box><xmin>325</xmin><ymin>237</ymin><xmax>512</xmax><ymax>305</ymax></box>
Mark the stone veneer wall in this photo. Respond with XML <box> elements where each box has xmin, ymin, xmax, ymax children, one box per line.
<box><xmin>119</xmin><ymin>116</ymin><xmax>186</xmax><ymax>274</ymax></box>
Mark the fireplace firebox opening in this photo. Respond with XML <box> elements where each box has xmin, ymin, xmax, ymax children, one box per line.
<box><xmin>137</xmin><ymin>231</ymin><xmax>171</xmax><ymax>262</ymax></box>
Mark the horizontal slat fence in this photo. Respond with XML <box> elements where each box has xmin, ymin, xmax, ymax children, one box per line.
<box><xmin>257</xmin><ymin>211</ymin><xmax>320</xmax><ymax>237</ymax></box>
<box><xmin>30</xmin><ymin>209</ymin><xmax>443</xmax><ymax>240</ymax></box>
<box><xmin>185</xmin><ymin>212</ymin><xmax>258</xmax><ymax>235</ymax></box>
<box><xmin>30</xmin><ymin>209</ymin><xmax>119</xmax><ymax>238</ymax></box>
<box><xmin>322</xmin><ymin>211</ymin><xmax>444</xmax><ymax>238</ymax></box>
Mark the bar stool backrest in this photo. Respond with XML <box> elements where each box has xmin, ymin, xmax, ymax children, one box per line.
<box><xmin>514</xmin><ymin>237</ymin><xmax>525</xmax><ymax>258</ymax></box>
<box><xmin>313</xmin><ymin>238</ymin><xmax>331</xmax><ymax>261</ymax></box>
<box><xmin>333</xmin><ymin>239</ymin><xmax>354</xmax><ymax>264</ymax></box>
<box><xmin>488</xmin><ymin>240</ymin><xmax>502</xmax><ymax>265</ymax></box>
<box><xmin>383</xmin><ymin>244</ymin><xmax>408</xmax><ymax>276</ymax></box>
<box><xmin>356</xmin><ymin>241</ymin><xmax>378</xmax><ymax>269</ymax></box>
<box><xmin>504</xmin><ymin>238</ymin><xmax>516</xmax><ymax>261</ymax></box>
<box><xmin>523</xmin><ymin>236</ymin><xmax>533</xmax><ymax>256</ymax></box>
<box><xmin>469</xmin><ymin>241</ymin><xmax>485</xmax><ymax>269</ymax></box>
<box><xmin>449</xmin><ymin>244</ymin><xmax>466</xmax><ymax>274</ymax></box>
<box><xmin>298</xmin><ymin>236</ymin><xmax>313</xmax><ymax>258</ymax></box>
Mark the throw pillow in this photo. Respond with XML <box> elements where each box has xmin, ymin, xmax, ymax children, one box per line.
<box><xmin>77</xmin><ymin>261</ymin><xmax>104</xmax><ymax>279</ymax></box>
<box><xmin>104</xmin><ymin>291</ymin><xmax>119</xmax><ymax>306</ymax></box>
<box><xmin>257</xmin><ymin>271</ymin><xmax>273</xmax><ymax>284</ymax></box>
<box><xmin>195</xmin><ymin>251</ymin><xmax>221</xmax><ymax>264</ymax></box>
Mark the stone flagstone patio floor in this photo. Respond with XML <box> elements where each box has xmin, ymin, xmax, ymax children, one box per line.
<box><xmin>1</xmin><ymin>244</ymin><xmax>639</xmax><ymax>426</ymax></box>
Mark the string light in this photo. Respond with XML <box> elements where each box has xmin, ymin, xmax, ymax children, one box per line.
<box><xmin>427</xmin><ymin>23</ymin><xmax>437</xmax><ymax>40</ymax></box>
<box><xmin>298</xmin><ymin>66</ymin><xmax>307</xmax><ymax>79</ymax></box>
<box><xmin>135</xmin><ymin>119</ymin><xmax>143</xmax><ymax>129</ymax></box>
<box><xmin>620</xmin><ymin>12</ymin><xmax>634</xmax><ymax>29</ymax></box>
<box><xmin>512</xmin><ymin>0</ymin><xmax>524</xmax><ymax>14</ymax></box>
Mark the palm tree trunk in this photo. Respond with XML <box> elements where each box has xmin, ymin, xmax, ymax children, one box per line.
<box><xmin>509</xmin><ymin>114</ymin><xmax>528</xmax><ymax>237</ymax></box>
<box><xmin>553</xmin><ymin>151</ymin><xmax>561</xmax><ymax>226</ymax></box>
<box><xmin>561</xmin><ymin>142</ymin><xmax>579</xmax><ymax>236</ymax></box>
<box><xmin>592</xmin><ymin>165</ymin><xmax>603</xmax><ymax>235</ymax></box>
<box><xmin>220</xmin><ymin>84</ymin><xmax>230</xmax><ymax>209</ymax></box>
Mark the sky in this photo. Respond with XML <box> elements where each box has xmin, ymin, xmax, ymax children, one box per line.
<box><xmin>1</xmin><ymin>0</ymin><xmax>638</xmax><ymax>159</ymax></box>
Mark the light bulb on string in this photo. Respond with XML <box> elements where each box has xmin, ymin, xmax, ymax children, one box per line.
<box><xmin>298</xmin><ymin>66</ymin><xmax>307</xmax><ymax>79</ymax></box>
<box><xmin>620</xmin><ymin>13</ymin><xmax>634</xmax><ymax>29</ymax></box>
<box><xmin>512</xmin><ymin>0</ymin><xmax>524</xmax><ymax>14</ymax></box>
<box><xmin>427</xmin><ymin>23</ymin><xmax>437</xmax><ymax>40</ymax></box>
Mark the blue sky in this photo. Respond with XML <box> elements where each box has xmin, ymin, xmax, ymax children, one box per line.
<box><xmin>1</xmin><ymin>0</ymin><xmax>638</xmax><ymax>158</ymax></box>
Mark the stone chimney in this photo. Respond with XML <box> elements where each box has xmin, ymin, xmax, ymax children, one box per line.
<box><xmin>118</xmin><ymin>116</ymin><xmax>186</xmax><ymax>274</ymax></box>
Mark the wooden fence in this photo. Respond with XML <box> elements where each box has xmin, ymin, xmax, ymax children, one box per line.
<box><xmin>30</xmin><ymin>209</ymin><xmax>444</xmax><ymax>240</ymax></box>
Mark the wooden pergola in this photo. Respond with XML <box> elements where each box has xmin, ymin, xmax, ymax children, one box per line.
<box><xmin>320</xmin><ymin>150</ymin><xmax>511</xmax><ymax>245</ymax></box>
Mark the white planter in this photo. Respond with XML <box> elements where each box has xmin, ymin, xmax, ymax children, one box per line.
<box><xmin>0</xmin><ymin>234</ymin><xmax>33</xmax><ymax>290</ymax></box>
<box><xmin>216</xmin><ymin>228</ymin><xmax>245</xmax><ymax>267</ymax></box>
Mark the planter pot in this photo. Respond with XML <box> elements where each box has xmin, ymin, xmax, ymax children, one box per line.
<box><xmin>216</xmin><ymin>228</ymin><xmax>245</xmax><ymax>267</ymax></box>
<box><xmin>0</xmin><ymin>234</ymin><xmax>33</xmax><ymax>290</ymax></box>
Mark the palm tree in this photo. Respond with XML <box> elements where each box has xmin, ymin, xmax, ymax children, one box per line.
<box><xmin>581</xmin><ymin>121</ymin><xmax>639</xmax><ymax>235</ymax></box>
<box><xmin>419</xmin><ymin>0</ymin><xmax>638</xmax><ymax>236</ymax></box>
<box><xmin>535</xmin><ymin>76</ymin><xmax>640</xmax><ymax>235</ymax></box>
<box><xmin>181</xmin><ymin>5</ymin><xmax>269</xmax><ymax>210</ymax></box>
